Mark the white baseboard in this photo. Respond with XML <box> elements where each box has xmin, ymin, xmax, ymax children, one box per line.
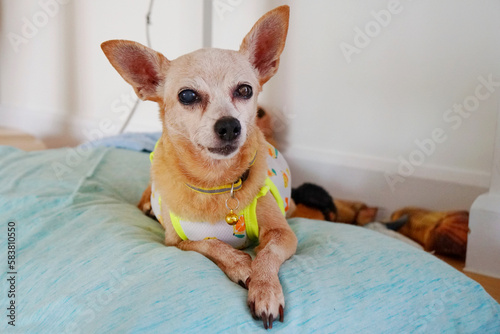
<box><xmin>287</xmin><ymin>145</ymin><xmax>491</xmax><ymax>188</ymax></box>
<box><xmin>283</xmin><ymin>145</ymin><xmax>488</xmax><ymax>219</ymax></box>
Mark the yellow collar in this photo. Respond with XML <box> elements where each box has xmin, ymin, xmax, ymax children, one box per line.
<box><xmin>184</xmin><ymin>151</ymin><xmax>257</xmax><ymax>195</ymax></box>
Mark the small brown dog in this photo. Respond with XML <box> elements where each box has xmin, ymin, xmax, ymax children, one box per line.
<box><xmin>101</xmin><ymin>6</ymin><xmax>296</xmax><ymax>329</ymax></box>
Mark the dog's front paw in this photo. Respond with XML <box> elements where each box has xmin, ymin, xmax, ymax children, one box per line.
<box><xmin>221</xmin><ymin>252</ymin><xmax>252</xmax><ymax>288</ymax></box>
<box><xmin>247</xmin><ymin>275</ymin><xmax>285</xmax><ymax>329</ymax></box>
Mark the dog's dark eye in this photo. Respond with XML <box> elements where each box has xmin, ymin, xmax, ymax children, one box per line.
<box><xmin>234</xmin><ymin>84</ymin><xmax>253</xmax><ymax>99</ymax></box>
<box><xmin>257</xmin><ymin>108</ymin><xmax>266</xmax><ymax>118</ymax></box>
<box><xmin>178</xmin><ymin>89</ymin><xmax>199</xmax><ymax>105</ymax></box>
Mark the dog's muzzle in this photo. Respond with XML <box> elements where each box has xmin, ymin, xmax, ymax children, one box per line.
<box><xmin>208</xmin><ymin>117</ymin><xmax>241</xmax><ymax>156</ymax></box>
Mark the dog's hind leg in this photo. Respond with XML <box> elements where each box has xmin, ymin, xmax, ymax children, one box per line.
<box><xmin>177</xmin><ymin>239</ymin><xmax>253</xmax><ymax>288</ymax></box>
<box><xmin>138</xmin><ymin>184</ymin><xmax>155</xmax><ymax>217</ymax></box>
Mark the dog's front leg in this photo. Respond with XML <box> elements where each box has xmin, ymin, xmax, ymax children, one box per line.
<box><xmin>161</xmin><ymin>217</ymin><xmax>253</xmax><ymax>287</ymax></box>
<box><xmin>248</xmin><ymin>192</ymin><xmax>297</xmax><ymax>328</ymax></box>
<box><xmin>177</xmin><ymin>239</ymin><xmax>253</xmax><ymax>288</ymax></box>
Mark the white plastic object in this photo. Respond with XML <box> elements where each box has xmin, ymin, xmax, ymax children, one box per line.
<box><xmin>465</xmin><ymin>107</ymin><xmax>500</xmax><ymax>278</ymax></box>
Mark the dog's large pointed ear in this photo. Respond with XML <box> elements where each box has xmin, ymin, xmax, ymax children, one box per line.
<box><xmin>101</xmin><ymin>40</ymin><xmax>169</xmax><ymax>102</ymax></box>
<box><xmin>239</xmin><ymin>6</ymin><xmax>289</xmax><ymax>86</ymax></box>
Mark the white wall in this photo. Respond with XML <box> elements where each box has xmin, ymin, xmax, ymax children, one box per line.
<box><xmin>280</xmin><ymin>0</ymin><xmax>500</xmax><ymax>183</ymax></box>
<box><xmin>0</xmin><ymin>0</ymin><xmax>204</xmax><ymax>146</ymax></box>
<box><xmin>211</xmin><ymin>0</ymin><xmax>500</xmax><ymax>215</ymax></box>
<box><xmin>0</xmin><ymin>0</ymin><xmax>76</xmax><ymax>145</ymax></box>
<box><xmin>1</xmin><ymin>0</ymin><xmax>499</xmax><ymax>216</ymax></box>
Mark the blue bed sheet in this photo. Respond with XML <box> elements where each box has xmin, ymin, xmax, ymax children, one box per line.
<box><xmin>0</xmin><ymin>145</ymin><xmax>499</xmax><ymax>333</ymax></box>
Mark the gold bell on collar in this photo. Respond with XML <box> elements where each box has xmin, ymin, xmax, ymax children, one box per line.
<box><xmin>225</xmin><ymin>183</ymin><xmax>240</xmax><ymax>225</ymax></box>
<box><xmin>225</xmin><ymin>209</ymin><xmax>239</xmax><ymax>225</ymax></box>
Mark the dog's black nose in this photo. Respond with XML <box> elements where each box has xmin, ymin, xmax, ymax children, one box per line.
<box><xmin>214</xmin><ymin>117</ymin><xmax>241</xmax><ymax>141</ymax></box>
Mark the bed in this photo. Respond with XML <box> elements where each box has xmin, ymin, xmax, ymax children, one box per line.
<box><xmin>1</xmin><ymin>135</ymin><xmax>499</xmax><ymax>333</ymax></box>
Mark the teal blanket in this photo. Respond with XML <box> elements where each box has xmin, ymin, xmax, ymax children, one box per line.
<box><xmin>1</xmin><ymin>146</ymin><xmax>499</xmax><ymax>333</ymax></box>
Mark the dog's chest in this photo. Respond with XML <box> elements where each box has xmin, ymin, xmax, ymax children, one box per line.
<box><xmin>150</xmin><ymin>142</ymin><xmax>291</xmax><ymax>249</ymax></box>
<box><xmin>175</xmin><ymin>215</ymin><xmax>252</xmax><ymax>249</ymax></box>
<box><xmin>150</xmin><ymin>181</ymin><xmax>253</xmax><ymax>248</ymax></box>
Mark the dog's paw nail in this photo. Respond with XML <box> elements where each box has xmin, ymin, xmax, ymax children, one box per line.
<box><xmin>269</xmin><ymin>314</ymin><xmax>273</xmax><ymax>329</ymax></box>
<box><xmin>279</xmin><ymin>305</ymin><xmax>284</xmax><ymax>322</ymax></box>
<box><xmin>249</xmin><ymin>301</ymin><xmax>257</xmax><ymax>320</ymax></box>
<box><xmin>245</xmin><ymin>277</ymin><xmax>251</xmax><ymax>287</ymax></box>
<box><xmin>262</xmin><ymin>312</ymin><xmax>268</xmax><ymax>329</ymax></box>
<box><xmin>238</xmin><ymin>280</ymin><xmax>247</xmax><ymax>289</ymax></box>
